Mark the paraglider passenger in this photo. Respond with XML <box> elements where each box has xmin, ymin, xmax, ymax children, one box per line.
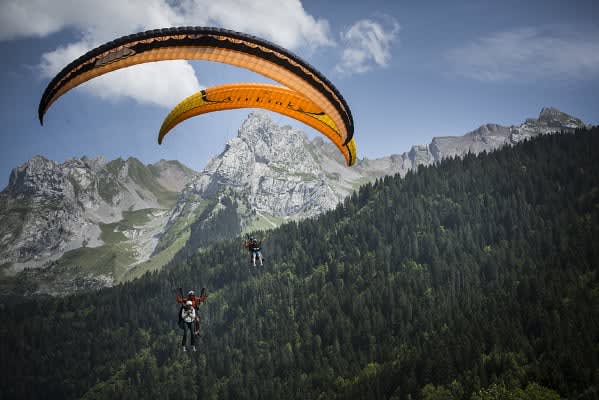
<box><xmin>181</xmin><ymin>300</ymin><xmax>196</xmax><ymax>352</ymax></box>
<box><xmin>176</xmin><ymin>288</ymin><xmax>208</xmax><ymax>336</ymax></box>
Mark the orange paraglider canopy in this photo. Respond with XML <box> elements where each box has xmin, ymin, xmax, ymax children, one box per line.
<box><xmin>159</xmin><ymin>83</ymin><xmax>356</xmax><ymax>166</ymax></box>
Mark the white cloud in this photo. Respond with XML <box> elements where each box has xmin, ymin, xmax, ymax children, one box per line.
<box><xmin>446</xmin><ymin>27</ymin><xmax>599</xmax><ymax>82</ymax></box>
<box><xmin>1</xmin><ymin>0</ymin><xmax>333</xmax><ymax>108</ymax></box>
<box><xmin>0</xmin><ymin>0</ymin><xmax>183</xmax><ymax>42</ymax></box>
<box><xmin>178</xmin><ymin>0</ymin><xmax>334</xmax><ymax>50</ymax></box>
<box><xmin>76</xmin><ymin>61</ymin><xmax>201</xmax><ymax>109</ymax></box>
<box><xmin>335</xmin><ymin>16</ymin><xmax>400</xmax><ymax>75</ymax></box>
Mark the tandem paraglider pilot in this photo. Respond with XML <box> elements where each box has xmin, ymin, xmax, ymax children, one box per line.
<box><xmin>176</xmin><ymin>288</ymin><xmax>207</xmax><ymax>337</ymax></box>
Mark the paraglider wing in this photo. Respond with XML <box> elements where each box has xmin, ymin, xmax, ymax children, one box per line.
<box><xmin>38</xmin><ymin>27</ymin><xmax>354</xmax><ymax>147</ymax></box>
<box><xmin>158</xmin><ymin>83</ymin><xmax>356</xmax><ymax>166</ymax></box>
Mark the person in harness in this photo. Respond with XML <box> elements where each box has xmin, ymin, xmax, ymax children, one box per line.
<box><xmin>176</xmin><ymin>288</ymin><xmax>208</xmax><ymax>336</ymax></box>
<box><xmin>243</xmin><ymin>235</ymin><xmax>264</xmax><ymax>267</ymax></box>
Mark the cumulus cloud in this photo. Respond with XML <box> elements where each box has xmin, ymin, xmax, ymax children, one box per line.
<box><xmin>446</xmin><ymin>27</ymin><xmax>599</xmax><ymax>82</ymax></box>
<box><xmin>0</xmin><ymin>0</ymin><xmax>182</xmax><ymax>42</ymax></box>
<box><xmin>335</xmin><ymin>16</ymin><xmax>400</xmax><ymax>75</ymax></box>
<box><xmin>178</xmin><ymin>0</ymin><xmax>334</xmax><ymax>50</ymax></box>
<box><xmin>1</xmin><ymin>0</ymin><xmax>333</xmax><ymax>108</ymax></box>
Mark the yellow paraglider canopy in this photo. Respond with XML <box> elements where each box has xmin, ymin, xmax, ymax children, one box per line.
<box><xmin>159</xmin><ymin>83</ymin><xmax>356</xmax><ymax>166</ymax></box>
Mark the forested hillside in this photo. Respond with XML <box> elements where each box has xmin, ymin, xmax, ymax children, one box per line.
<box><xmin>2</xmin><ymin>128</ymin><xmax>598</xmax><ymax>400</ymax></box>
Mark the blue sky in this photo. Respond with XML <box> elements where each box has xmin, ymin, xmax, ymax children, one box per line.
<box><xmin>0</xmin><ymin>0</ymin><xmax>598</xmax><ymax>188</ymax></box>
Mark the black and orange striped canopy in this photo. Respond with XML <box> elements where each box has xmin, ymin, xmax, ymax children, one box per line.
<box><xmin>39</xmin><ymin>27</ymin><xmax>356</xmax><ymax>165</ymax></box>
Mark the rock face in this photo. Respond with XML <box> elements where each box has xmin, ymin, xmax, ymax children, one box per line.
<box><xmin>0</xmin><ymin>156</ymin><xmax>197</xmax><ymax>275</ymax></box>
<box><xmin>150</xmin><ymin>160</ymin><xmax>198</xmax><ymax>192</ymax></box>
<box><xmin>356</xmin><ymin>107</ymin><xmax>588</xmax><ymax>178</ymax></box>
<box><xmin>188</xmin><ymin>112</ymin><xmax>342</xmax><ymax>218</ymax></box>
<box><xmin>166</xmin><ymin>111</ymin><xmax>367</xmax><ymax>244</ymax></box>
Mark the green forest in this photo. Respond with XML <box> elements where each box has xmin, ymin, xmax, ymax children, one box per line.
<box><xmin>1</xmin><ymin>128</ymin><xmax>598</xmax><ymax>399</ymax></box>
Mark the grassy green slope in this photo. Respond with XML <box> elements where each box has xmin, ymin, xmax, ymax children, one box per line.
<box><xmin>126</xmin><ymin>158</ymin><xmax>179</xmax><ymax>208</ymax></box>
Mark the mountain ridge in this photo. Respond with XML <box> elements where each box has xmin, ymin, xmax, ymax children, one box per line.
<box><xmin>0</xmin><ymin>107</ymin><xmax>588</xmax><ymax>295</ymax></box>
<box><xmin>0</xmin><ymin>156</ymin><xmax>198</xmax><ymax>291</ymax></box>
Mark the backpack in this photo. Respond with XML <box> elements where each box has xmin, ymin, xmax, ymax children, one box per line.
<box><xmin>177</xmin><ymin>305</ymin><xmax>185</xmax><ymax>329</ymax></box>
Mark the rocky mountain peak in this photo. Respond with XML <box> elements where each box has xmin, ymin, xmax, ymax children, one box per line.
<box><xmin>536</xmin><ymin>107</ymin><xmax>585</xmax><ymax>129</ymax></box>
<box><xmin>154</xmin><ymin>159</ymin><xmax>180</xmax><ymax>169</ymax></box>
<box><xmin>238</xmin><ymin>111</ymin><xmax>278</xmax><ymax>139</ymax></box>
<box><xmin>80</xmin><ymin>155</ymin><xmax>108</xmax><ymax>170</ymax></box>
<box><xmin>0</xmin><ymin>155</ymin><xmax>198</xmax><ymax>281</ymax></box>
<box><xmin>361</xmin><ymin>106</ymin><xmax>589</xmax><ymax>181</ymax></box>
<box><xmin>6</xmin><ymin>155</ymin><xmax>63</xmax><ymax>195</ymax></box>
<box><xmin>539</xmin><ymin>106</ymin><xmax>567</xmax><ymax>121</ymax></box>
<box><xmin>234</xmin><ymin>111</ymin><xmax>311</xmax><ymax>165</ymax></box>
<box><xmin>201</xmin><ymin>112</ymin><xmax>317</xmax><ymax>177</ymax></box>
<box><xmin>518</xmin><ymin>107</ymin><xmax>586</xmax><ymax>137</ymax></box>
<box><xmin>183</xmin><ymin>111</ymin><xmax>342</xmax><ymax>219</ymax></box>
<box><xmin>466</xmin><ymin>124</ymin><xmax>508</xmax><ymax>137</ymax></box>
<box><xmin>151</xmin><ymin>159</ymin><xmax>199</xmax><ymax>192</ymax></box>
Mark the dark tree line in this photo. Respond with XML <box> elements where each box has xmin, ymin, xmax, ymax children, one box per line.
<box><xmin>1</xmin><ymin>127</ymin><xmax>598</xmax><ymax>399</ymax></box>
